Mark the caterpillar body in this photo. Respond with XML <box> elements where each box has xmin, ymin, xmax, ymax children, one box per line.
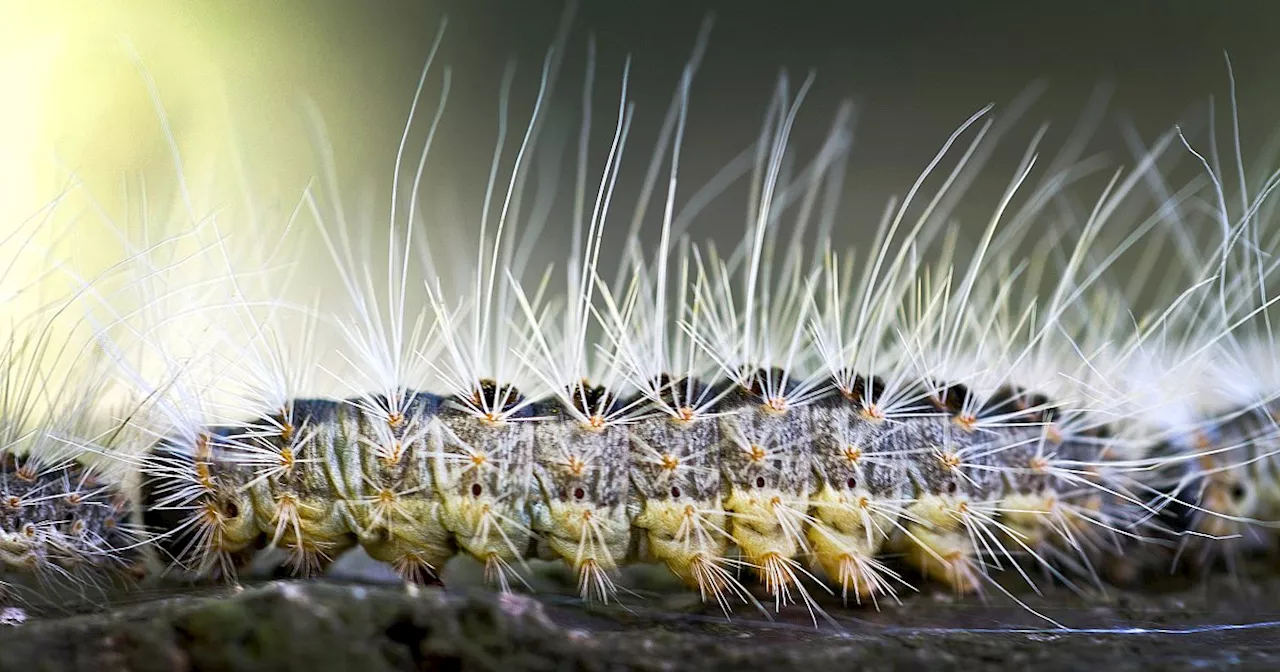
<box><xmin>139</xmin><ymin>366</ymin><xmax>1119</xmax><ymax>610</ymax></box>
<box><xmin>97</xmin><ymin>24</ymin><xmax>1170</xmax><ymax>625</ymax></box>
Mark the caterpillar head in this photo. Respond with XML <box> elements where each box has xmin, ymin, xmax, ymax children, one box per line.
<box><xmin>1194</xmin><ymin>416</ymin><xmax>1271</xmax><ymax>547</ymax></box>
<box><xmin>808</xmin><ymin>393</ymin><xmax>907</xmax><ymax>527</ymax></box>
<box><xmin>142</xmin><ymin>427</ymin><xmax>261</xmax><ymax>573</ymax></box>
<box><xmin>1147</xmin><ymin>416</ymin><xmax>1271</xmax><ymax>561</ymax></box>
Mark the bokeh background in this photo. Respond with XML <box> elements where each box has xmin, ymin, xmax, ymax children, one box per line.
<box><xmin>4</xmin><ymin>0</ymin><xmax>1280</xmax><ymax>400</ymax></box>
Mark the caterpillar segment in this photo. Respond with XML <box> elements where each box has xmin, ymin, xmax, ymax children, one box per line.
<box><xmin>804</xmin><ymin>378</ymin><xmax>912</xmax><ymax>604</ymax></box>
<box><xmin>950</xmin><ymin>387</ymin><xmax>1075</xmax><ymax>561</ymax></box>
<box><xmin>1032</xmin><ymin>421</ymin><xmax>1148</xmax><ymax>586</ymax></box>
<box><xmin>715</xmin><ymin>369</ymin><xmax>824</xmax><ymax>612</ymax></box>
<box><xmin>430</xmin><ymin>381</ymin><xmax>535</xmax><ymax>592</ymax></box>
<box><xmin>242</xmin><ymin>398</ymin><xmax>358</xmax><ymax>578</ymax></box>
<box><xmin>530</xmin><ymin>383</ymin><xmax>632</xmax><ymax>602</ymax></box>
<box><xmin>890</xmin><ymin>402</ymin><xmax>1007</xmax><ymax>595</ymax></box>
<box><xmin>342</xmin><ymin>392</ymin><xmax>451</xmax><ymax>584</ymax></box>
<box><xmin>624</xmin><ymin>376</ymin><xmax>741</xmax><ymax>611</ymax></box>
<box><xmin>974</xmin><ymin>392</ymin><xmax>1053</xmax><ymax>548</ymax></box>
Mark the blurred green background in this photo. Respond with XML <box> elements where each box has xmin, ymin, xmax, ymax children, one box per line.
<box><xmin>4</xmin><ymin>0</ymin><xmax>1280</xmax><ymax>399</ymax></box>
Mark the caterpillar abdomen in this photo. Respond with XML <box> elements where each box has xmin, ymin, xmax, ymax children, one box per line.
<box><xmin>143</xmin><ymin>362</ymin><xmax>1132</xmax><ymax>617</ymax></box>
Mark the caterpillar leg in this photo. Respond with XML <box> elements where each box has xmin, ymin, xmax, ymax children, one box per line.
<box><xmin>358</xmin><ymin>502</ymin><xmax>455</xmax><ymax>584</ymax></box>
<box><xmin>264</xmin><ymin>501</ymin><xmax>356</xmax><ymax>578</ymax></box>
<box><xmin>899</xmin><ymin>493</ymin><xmax>982</xmax><ymax>593</ymax></box>
<box><xmin>363</xmin><ymin>537</ymin><xmax>453</xmax><ymax>585</ymax></box>
<box><xmin>0</xmin><ymin>534</ymin><xmax>42</xmax><ymax>575</ymax></box>
<box><xmin>634</xmin><ymin>500</ymin><xmax>745</xmax><ymax>611</ymax></box>
<box><xmin>806</xmin><ymin>497</ymin><xmax>902</xmax><ymax>604</ymax></box>
<box><xmin>531</xmin><ymin>499</ymin><xmax>631</xmax><ymax>603</ymax></box>
<box><xmin>1000</xmin><ymin>493</ymin><xmax>1059</xmax><ymax>548</ymax></box>
<box><xmin>900</xmin><ymin>524</ymin><xmax>981</xmax><ymax>593</ymax></box>
<box><xmin>724</xmin><ymin>487</ymin><xmax>820</xmax><ymax>611</ymax></box>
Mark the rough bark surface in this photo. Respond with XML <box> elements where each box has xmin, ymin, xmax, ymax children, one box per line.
<box><xmin>1</xmin><ymin>568</ymin><xmax>1279</xmax><ymax>672</ymax></box>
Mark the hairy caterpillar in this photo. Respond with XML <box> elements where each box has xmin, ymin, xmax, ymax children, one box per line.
<box><xmin>0</xmin><ymin>217</ymin><xmax>147</xmax><ymax>606</ymax></box>
<box><xmin>5</xmin><ymin>9</ymin><xmax>1280</xmax><ymax>633</ymax></box>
